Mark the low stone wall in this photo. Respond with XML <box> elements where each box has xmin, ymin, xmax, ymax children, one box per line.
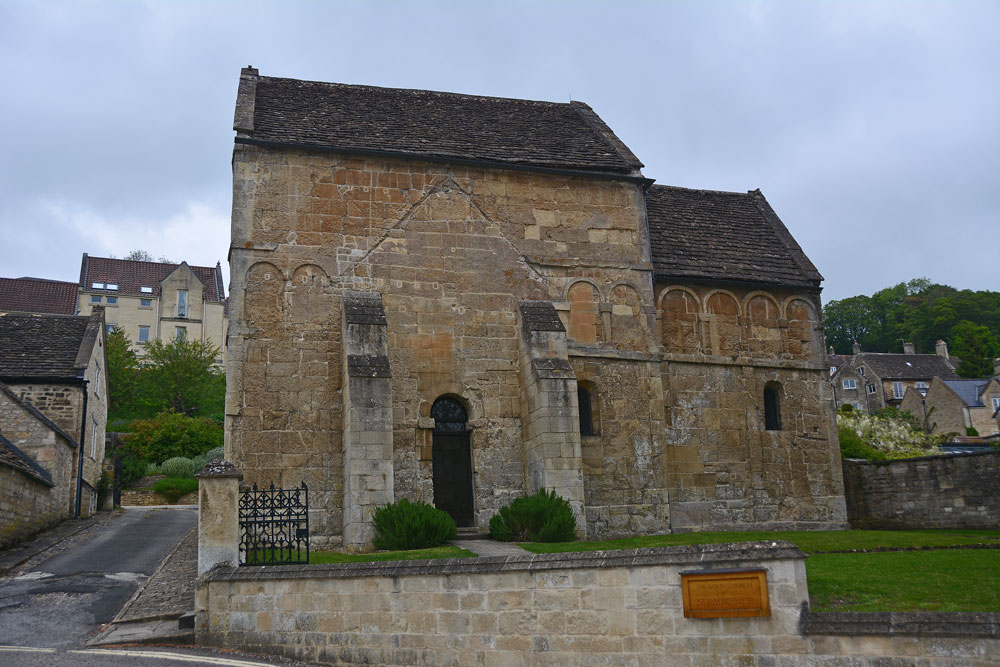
<box><xmin>196</xmin><ymin>542</ymin><xmax>998</xmax><ymax>665</ymax></box>
<box><xmin>120</xmin><ymin>489</ymin><xmax>197</xmax><ymax>506</ymax></box>
<box><xmin>842</xmin><ymin>450</ymin><xmax>1000</xmax><ymax>529</ymax></box>
<box><xmin>0</xmin><ymin>465</ymin><xmax>62</xmax><ymax>548</ymax></box>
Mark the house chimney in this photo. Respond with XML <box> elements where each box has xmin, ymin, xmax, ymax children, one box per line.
<box><xmin>993</xmin><ymin>358</ymin><xmax>1000</xmax><ymax>378</ymax></box>
<box><xmin>903</xmin><ymin>342</ymin><xmax>915</xmax><ymax>355</ymax></box>
<box><xmin>828</xmin><ymin>346</ymin><xmax>835</xmax><ymax>356</ymax></box>
<box><xmin>852</xmin><ymin>340</ymin><xmax>861</xmax><ymax>355</ymax></box>
<box><xmin>936</xmin><ymin>340</ymin><xmax>949</xmax><ymax>359</ymax></box>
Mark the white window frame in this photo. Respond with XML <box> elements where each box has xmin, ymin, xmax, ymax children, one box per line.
<box><xmin>893</xmin><ymin>381</ymin><xmax>904</xmax><ymax>399</ymax></box>
<box><xmin>842</xmin><ymin>379</ymin><xmax>857</xmax><ymax>390</ymax></box>
<box><xmin>915</xmin><ymin>381</ymin><xmax>928</xmax><ymax>390</ymax></box>
<box><xmin>993</xmin><ymin>397</ymin><xmax>1000</xmax><ymax>412</ymax></box>
<box><xmin>138</xmin><ymin>326</ymin><xmax>150</xmax><ymax>343</ymax></box>
<box><xmin>867</xmin><ymin>384</ymin><xmax>877</xmax><ymax>394</ymax></box>
<box><xmin>140</xmin><ymin>286</ymin><xmax>153</xmax><ymax>294</ymax></box>
<box><xmin>106</xmin><ymin>283</ymin><xmax>118</xmax><ymax>291</ymax></box>
<box><xmin>858</xmin><ymin>367</ymin><xmax>865</xmax><ymax>376</ymax></box>
<box><xmin>91</xmin><ymin>282</ymin><xmax>104</xmax><ymax>289</ymax></box>
<box><xmin>177</xmin><ymin>290</ymin><xmax>188</xmax><ymax>318</ymax></box>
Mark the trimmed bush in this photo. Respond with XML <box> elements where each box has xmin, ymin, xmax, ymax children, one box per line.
<box><xmin>205</xmin><ymin>447</ymin><xmax>224</xmax><ymax>462</ymax></box>
<box><xmin>372</xmin><ymin>498</ymin><xmax>457</xmax><ymax>550</ymax></box>
<box><xmin>160</xmin><ymin>457</ymin><xmax>196</xmax><ymax>478</ymax></box>
<box><xmin>144</xmin><ymin>462</ymin><xmax>160</xmax><ymax>476</ymax></box>
<box><xmin>489</xmin><ymin>489</ymin><xmax>577</xmax><ymax>543</ymax></box>
<box><xmin>966</xmin><ymin>426</ymin><xmax>980</xmax><ymax>437</ymax></box>
<box><xmin>154</xmin><ymin>477</ymin><xmax>199</xmax><ymax>503</ymax></box>
<box><xmin>838</xmin><ymin>425</ymin><xmax>886</xmax><ymax>461</ymax></box>
<box><xmin>122</xmin><ymin>409</ymin><xmax>223</xmax><ymax>464</ymax></box>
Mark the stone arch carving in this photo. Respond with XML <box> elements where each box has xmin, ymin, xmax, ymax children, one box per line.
<box><xmin>289</xmin><ymin>264</ymin><xmax>332</xmax><ymax>326</ymax></box>
<box><xmin>567</xmin><ymin>281</ymin><xmax>604</xmax><ymax>344</ymax></box>
<box><xmin>705</xmin><ymin>290</ymin><xmax>741</xmax><ymax>357</ymax></box>
<box><xmin>244</xmin><ymin>261</ymin><xmax>284</xmax><ymax>328</ymax></box>
<box><xmin>744</xmin><ymin>292</ymin><xmax>782</xmax><ymax>359</ymax></box>
<box><xmin>658</xmin><ymin>287</ymin><xmax>700</xmax><ymax>355</ymax></box>
<box><xmin>784</xmin><ymin>297</ymin><xmax>816</xmax><ymax>360</ymax></box>
<box><xmin>609</xmin><ymin>283</ymin><xmax>644</xmax><ymax>351</ymax></box>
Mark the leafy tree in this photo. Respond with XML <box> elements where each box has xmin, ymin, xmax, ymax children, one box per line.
<box><xmin>822</xmin><ymin>296</ymin><xmax>876</xmax><ymax>353</ymax></box>
<box><xmin>139</xmin><ymin>337</ymin><xmax>225</xmax><ymax>418</ymax></box>
<box><xmin>122</xmin><ymin>409</ymin><xmax>223</xmax><ymax>465</ymax></box>
<box><xmin>950</xmin><ymin>320</ymin><xmax>1000</xmax><ymax>378</ymax></box>
<box><xmin>123</xmin><ymin>249</ymin><xmax>173</xmax><ymax>263</ymax></box>
<box><xmin>106</xmin><ymin>326</ymin><xmax>139</xmax><ymax>421</ymax></box>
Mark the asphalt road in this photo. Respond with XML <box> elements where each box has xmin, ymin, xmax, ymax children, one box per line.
<box><xmin>0</xmin><ymin>507</ymin><xmax>196</xmax><ymax>649</ymax></box>
<box><xmin>0</xmin><ymin>646</ymin><xmax>317</xmax><ymax>666</ymax></box>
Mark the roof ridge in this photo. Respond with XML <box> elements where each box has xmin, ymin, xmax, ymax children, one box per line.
<box><xmin>259</xmin><ymin>75</ymin><xmax>575</xmax><ymax>109</ymax></box>
<box><xmin>649</xmin><ymin>183</ymin><xmax>751</xmax><ymax>197</ymax></box>
<box><xmin>568</xmin><ymin>101</ymin><xmax>644</xmax><ymax>171</ymax></box>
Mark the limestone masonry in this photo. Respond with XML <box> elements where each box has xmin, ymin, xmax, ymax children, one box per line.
<box><xmin>226</xmin><ymin>68</ymin><xmax>847</xmax><ymax>548</ymax></box>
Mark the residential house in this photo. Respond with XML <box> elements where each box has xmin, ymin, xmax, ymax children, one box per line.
<box><xmin>830</xmin><ymin>340</ymin><xmax>959</xmax><ymax>413</ymax></box>
<box><xmin>902</xmin><ymin>377</ymin><xmax>1000</xmax><ymax>436</ymax></box>
<box><xmin>76</xmin><ymin>254</ymin><xmax>228</xmax><ymax>362</ymax></box>
<box><xmin>0</xmin><ymin>276</ymin><xmax>79</xmax><ymax>315</ymax></box>
<box><xmin>0</xmin><ymin>309</ymin><xmax>109</xmax><ymax>518</ymax></box>
<box><xmin>225</xmin><ymin>68</ymin><xmax>847</xmax><ymax>548</ymax></box>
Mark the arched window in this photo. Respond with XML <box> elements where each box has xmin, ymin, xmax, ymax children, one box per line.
<box><xmin>578</xmin><ymin>386</ymin><xmax>595</xmax><ymax>436</ymax></box>
<box><xmin>431</xmin><ymin>396</ymin><xmax>467</xmax><ymax>433</ymax></box>
<box><xmin>764</xmin><ymin>382</ymin><xmax>782</xmax><ymax>431</ymax></box>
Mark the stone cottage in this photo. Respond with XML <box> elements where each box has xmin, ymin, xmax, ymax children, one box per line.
<box><xmin>225</xmin><ymin>68</ymin><xmax>846</xmax><ymax>549</ymax></box>
<box><xmin>0</xmin><ymin>309</ymin><xmax>109</xmax><ymax>518</ymax></box>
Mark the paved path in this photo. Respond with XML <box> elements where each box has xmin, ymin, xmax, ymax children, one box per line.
<box><xmin>451</xmin><ymin>536</ymin><xmax>531</xmax><ymax>557</ymax></box>
<box><xmin>116</xmin><ymin>527</ymin><xmax>197</xmax><ymax>622</ymax></box>
<box><xmin>0</xmin><ymin>506</ymin><xmax>195</xmax><ymax>649</ymax></box>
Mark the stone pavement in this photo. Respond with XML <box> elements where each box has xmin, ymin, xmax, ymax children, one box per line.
<box><xmin>115</xmin><ymin>527</ymin><xmax>197</xmax><ymax>622</ymax></box>
<box><xmin>451</xmin><ymin>536</ymin><xmax>530</xmax><ymax>557</ymax></box>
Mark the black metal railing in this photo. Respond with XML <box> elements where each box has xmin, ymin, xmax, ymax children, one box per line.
<box><xmin>238</xmin><ymin>482</ymin><xmax>309</xmax><ymax>565</ymax></box>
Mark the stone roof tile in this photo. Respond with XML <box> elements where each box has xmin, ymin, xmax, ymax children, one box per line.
<box><xmin>245</xmin><ymin>72</ymin><xmax>644</xmax><ymax>175</ymax></box>
<box><xmin>0</xmin><ymin>313</ymin><xmax>93</xmax><ymax>380</ymax></box>
<box><xmin>646</xmin><ymin>185</ymin><xmax>823</xmax><ymax>288</ymax></box>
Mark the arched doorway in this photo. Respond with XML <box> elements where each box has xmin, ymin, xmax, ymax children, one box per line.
<box><xmin>431</xmin><ymin>396</ymin><xmax>474</xmax><ymax>527</ymax></box>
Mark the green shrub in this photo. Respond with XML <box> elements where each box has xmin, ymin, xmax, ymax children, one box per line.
<box><xmin>144</xmin><ymin>462</ymin><xmax>160</xmax><ymax>476</ymax></box>
<box><xmin>122</xmin><ymin>409</ymin><xmax>223</xmax><ymax>464</ymax></box>
<box><xmin>372</xmin><ymin>498</ymin><xmax>457</xmax><ymax>550</ymax></box>
<box><xmin>838</xmin><ymin>425</ymin><xmax>887</xmax><ymax>461</ymax></box>
<box><xmin>160</xmin><ymin>457</ymin><xmax>195</xmax><ymax>478</ymax></box>
<box><xmin>966</xmin><ymin>426</ymin><xmax>980</xmax><ymax>437</ymax></box>
<box><xmin>838</xmin><ymin>403</ymin><xmax>854</xmax><ymax>413</ymax></box>
<box><xmin>205</xmin><ymin>446</ymin><xmax>224</xmax><ymax>462</ymax></box>
<box><xmin>489</xmin><ymin>489</ymin><xmax>577</xmax><ymax>542</ymax></box>
<box><xmin>154</xmin><ymin>477</ymin><xmax>199</xmax><ymax>503</ymax></box>
<box><xmin>190</xmin><ymin>455</ymin><xmax>207</xmax><ymax>473</ymax></box>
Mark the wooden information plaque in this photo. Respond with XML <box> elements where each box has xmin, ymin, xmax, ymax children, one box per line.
<box><xmin>680</xmin><ymin>568</ymin><xmax>770</xmax><ymax>618</ymax></box>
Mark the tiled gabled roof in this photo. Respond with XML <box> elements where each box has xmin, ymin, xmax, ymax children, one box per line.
<box><xmin>79</xmin><ymin>255</ymin><xmax>226</xmax><ymax>302</ymax></box>
<box><xmin>942</xmin><ymin>380</ymin><xmax>993</xmax><ymax>407</ymax></box>
<box><xmin>646</xmin><ymin>185</ymin><xmax>823</xmax><ymax>289</ymax></box>
<box><xmin>854</xmin><ymin>353</ymin><xmax>959</xmax><ymax>381</ymax></box>
<box><xmin>240</xmin><ymin>69</ymin><xmax>644</xmax><ymax>176</ymax></box>
<box><xmin>0</xmin><ymin>277</ymin><xmax>78</xmax><ymax>315</ymax></box>
<box><xmin>0</xmin><ymin>312</ymin><xmax>99</xmax><ymax>381</ymax></box>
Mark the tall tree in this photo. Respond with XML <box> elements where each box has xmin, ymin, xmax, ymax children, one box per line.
<box><xmin>106</xmin><ymin>326</ymin><xmax>139</xmax><ymax>419</ymax></box>
<box><xmin>950</xmin><ymin>320</ymin><xmax>1000</xmax><ymax>378</ymax></box>
<box><xmin>139</xmin><ymin>338</ymin><xmax>225</xmax><ymax>418</ymax></box>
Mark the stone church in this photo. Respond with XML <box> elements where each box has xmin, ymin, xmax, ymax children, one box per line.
<box><xmin>226</xmin><ymin>67</ymin><xmax>847</xmax><ymax>549</ymax></box>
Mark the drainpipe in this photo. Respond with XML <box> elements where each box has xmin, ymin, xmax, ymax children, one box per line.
<box><xmin>75</xmin><ymin>379</ymin><xmax>89</xmax><ymax>518</ymax></box>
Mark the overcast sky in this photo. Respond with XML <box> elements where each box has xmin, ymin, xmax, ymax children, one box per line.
<box><xmin>1</xmin><ymin>1</ymin><xmax>996</xmax><ymax>303</ymax></box>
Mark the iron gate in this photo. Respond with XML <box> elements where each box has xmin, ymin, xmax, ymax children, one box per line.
<box><xmin>238</xmin><ymin>482</ymin><xmax>309</xmax><ymax>565</ymax></box>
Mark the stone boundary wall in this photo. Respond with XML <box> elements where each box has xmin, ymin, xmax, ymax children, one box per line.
<box><xmin>196</xmin><ymin>542</ymin><xmax>998</xmax><ymax>665</ymax></box>
<box><xmin>0</xmin><ymin>465</ymin><xmax>62</xmax><ymax>548</ymax></box>
<box><xmin>842</xmin><ymin>450</ymin><xmax>1000</xmax><ymax>529</ymax></box>
<box><xmin>120</xmin><ymin>489</ymin><xmax>197</xmax><ymax>506</ymax></box>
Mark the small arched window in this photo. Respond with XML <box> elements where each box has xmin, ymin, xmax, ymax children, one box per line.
<box><xmin>431</xmin><ymin>396</ymin><xmax>467</xmax><ymax>433</ymax></box>
<box><xmin>577</xmin><ymin>386</ymin><xmax>595</xmax><ymax>436</ymax></box>
<box><xmin>764</xmin><ymin>382</ymin><xmax>782</xmax><ymax>431</ymax></box>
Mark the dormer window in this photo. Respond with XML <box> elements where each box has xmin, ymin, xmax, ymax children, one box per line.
<box><xmin>106</xmin><ymin>283</ymin><xmax>118</xmax><ymax>291</ymax></box>
<box><xmin>857</xmin><ymin>367</ymin><xmax>864</xmax><ymax>376</ymax></box>
<box><xmin>92</xmin><ymin>282</ymin><xmax>104</xmax><ymax>289</ymax></box>
<box><xmin>140</xmin><ymin>286</ymin><xmax>153</xmax><ymax>294</ymax></box>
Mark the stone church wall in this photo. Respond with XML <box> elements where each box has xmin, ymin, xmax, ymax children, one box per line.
<box><xmin>227</xmin><ymin>143</ymin><xmax>846</xmax><ymax>544</ymax></box>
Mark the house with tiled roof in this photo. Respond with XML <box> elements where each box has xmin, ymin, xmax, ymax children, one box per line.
<box><xmin>901</xmin><ymin>377</ymin><xmax>1000</xmax><ymax>436</ymax></box>
<box><xmin>0</xmin><ymin>309</ymin><xmax>108</xmax><ymax>518</ymax></box>
<box><xmin>0</xmin><ymin>277</ymin><xmax>79</xmax><ymax>315</ymax></box>
<box><xmin>224</xmin><ymin>68</ymin><xmax>849</xmax><ymax>548</ymax></box>
<box><xmin>76</xmin><ymin>254</ymin><xmax>227</xmax><ymax>362</ymax></box>
<box><xmin>829</xmin><ymin>340</ymin><xmax>960</xmax><ymax>414</ymax></box>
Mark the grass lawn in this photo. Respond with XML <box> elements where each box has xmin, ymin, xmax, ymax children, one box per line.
<box><xmin>309</xmin><ymin>545</ymin><xmax>477</xmax><ymax>564</ymax></box>
<box><xmin>519</xmin><ymin>529</ymin><xmax>1000</xmax><ymax>612</ymax></box>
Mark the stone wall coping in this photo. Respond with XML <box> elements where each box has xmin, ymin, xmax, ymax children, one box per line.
<box><xmin>802</xmin><ymin>609</ymin><xmax>1000</xmax><ymax>638</ymax></box>
<box><xmin>195</xmin><ymin>460</ymin><xmax>244</xmax><ymax>479</ymax></box>
<box><xmin>203</xmin><ymin>540</ymin><xmax>806</xmax><ymax>583</ymax></box>
<box><xmin>843</xmin><ymin>449</ymin><xmax>999</xmax><ymax>466</ymax></box>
